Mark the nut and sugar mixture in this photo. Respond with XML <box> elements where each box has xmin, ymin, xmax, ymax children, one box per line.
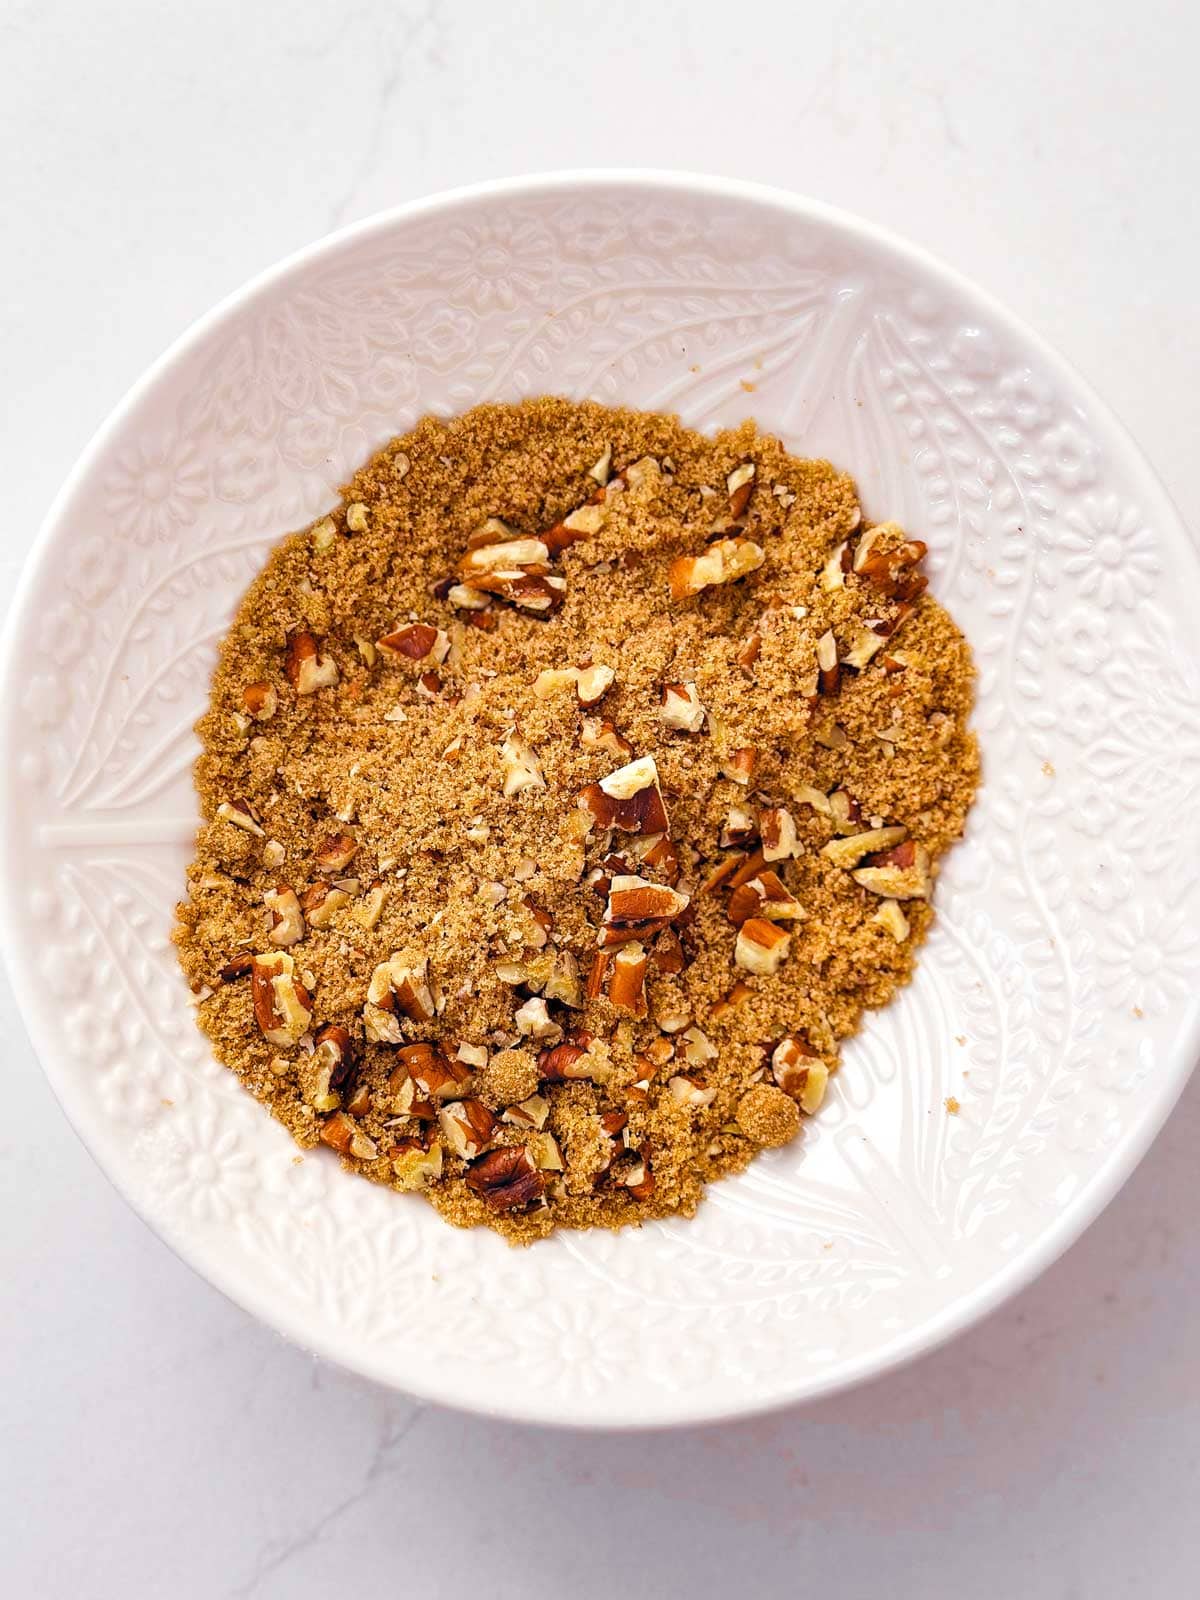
<box><xmin>174</xmin><ymin>398</ymin><xmax>978</xmax><ymax>1242</ymax></box>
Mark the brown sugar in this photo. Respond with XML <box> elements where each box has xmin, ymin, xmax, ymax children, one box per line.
<box><xmin>736</xmin><ymin>1083</ymin><xmax>802</xmax><ymax>1147</ymax></box>
<box><xmin>173</xmin><ymin>397</ymin><xmax>979</xmax><ymax>1243</ymax></box>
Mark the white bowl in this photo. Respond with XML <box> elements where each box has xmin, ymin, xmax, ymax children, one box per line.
<box><xmin>5</xmin><ymin>171</ymin><xmax>1198</xmax><ymax>1429</ymax></box>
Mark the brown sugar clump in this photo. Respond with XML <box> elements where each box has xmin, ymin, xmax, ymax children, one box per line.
<box><xmin>479</xmin><ymin>1048</ymin><xmax>539</xmax><ymax>1109</ymax></box>
<box><xmin>173</xmin><ymin>397</ymin><xmax>979</xmax><ymax>1243</ymax></box>
<box><xmin>736</xmin><ymin>1083</ymin><xmax>802</xmax><ymax>1147</ymax></box>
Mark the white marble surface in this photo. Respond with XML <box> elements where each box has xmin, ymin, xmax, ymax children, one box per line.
<box><xmin>2</xmin><ymin>2</ymin><xmax>1198</xmax><ymax>1594</ymax></box>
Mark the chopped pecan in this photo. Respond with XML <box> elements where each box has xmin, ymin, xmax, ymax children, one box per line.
<box><xmin>541</xmin><ymin>494</ymin><xmax>609</xmax><ymax>555</ymax></box>
<box><xmin>465</xmin><ymin>1146</ymin><xmax>546</xmax><ymax>1211</ymax></box>
<box><xmin>721</xmin><ymin>746</ymin><xmax>758</xmax><ymax>787</ymax></box>
<box><xmin>514</xmin><ymin>995</ymin><xmax>562</xmax><ymax>1044</ymax></box>
<box><xmin>668</xmin><ymin>536</ymin><xmax>765</xmax><ymax>602</ymax></box>
<box><xmin>821</xmin><ymin>540</ymin><xmax>849</xmax><ymax>591</ymax></box>
<box><xmin>503</xmin><ymin>1093</ymin><xmax>550</xmax><ymax>1130</ymax></box>
<box><xmin>658</xmin><ymin>681</ymin><xmax>706</xmax><ymax>732</ymax></box>
<box><xmin>216</xmin><ymin>798</ymin><xmax>265</xmax><ymax>838</ymax></box>
<box><xmin>242</xmin><ymin>681</ymin><xmax>278</xmax><ymax>721</ymax></box>
<box><xmin>853</xmin><ymin>526</ymin><xmax>929</xmax><ymax>601</ymax></box>
<box><xmin>816</xmin><ymin>629</ymin><xmax>840</xmax><ymax>696</ymax></box>
<box><xmin>607</xmin><ymin>941</ymin><xmax>648</xmax><ymax>1015</ymax></box>
<box><xmin>619</xmin><ymin>1153</ymin><xmax>655</xmax><ymax>1201</ymax></box>
<box><xmin>759</xmin><ymin>807</ymin><xmax>800</xmax><ymax>861</ymax></box>
<box><xmin>820</xmin><ymin>826</ymin><xmax>907</xmax><ymax>870</ymax></box>
<box><xmin>727</xmin><ymin>847</ymin><xmax>769</xmax><ymax>889</ymax></box>
<box><xmin>578</xmin><ymin>754</ymin><xmax>670</xmax><ymax>835</ymax></box>
<box><xmin>842</xmin><ymin>620</ymin><xmax>887</xmax><ymax>669</ymax></box>
<box><xmin>873</xmin><ymin>899</ymin><xmax>911</xmax><ymax>940</ymax></box>
<box><xmin>770</xmin><ymin>1034</ymin><xmax>817</xmax><ymax>1100</ymax></box>
<box><xmin>734</xmin><ymin>917</ymin><xmax>791</xmax><ymax>976</ymax></box>
<box><xmin>602</xmin><ymin>874</ymin><xmax>690</xmax><ymax>945</ymax></box>
<box><xmin>669</xmin><ymin>1074</ymin><xmax>717</xmax><ymax>1108</ymax></box>
<box><xmin>438</xmin><ymin>1098</ymin><xmax>500</xmax><ymax>1161</ymax></box>
<box><xmin>727</xmin><ymin>462</ymin><xmax>756</xmax><ymax>520</ymax></box>
<box><xmin>852</xmin><ymin>841</ymin><xmax>931</xmax><ymax>899</ymax></box>
<box><xmin>710</xmin><ymin>978</ymin><xmax>754</xmax><ymax>1020</ymax></box>
<box><xmin>735</xmin><ymin>632</ymin><xmax>762</xmax><ymax>676</ymax></box>
<box><xmin>637</xmin><ymin>833</ymin><xmax>682</xmax><ymax>885</ymax></box>
<box><xmin>537</xmin><ymin>1039</ymin><xmax>591</xmax><ymax>1082</ymax></box>
<box><xmin>284</xmin><ymin>630</ymin><xmax>339</xmax><ymax>694</ymax></box>
<box><xmin>701</xmin><ymin>852</ymin><xmax>748</xmax><ymax>894</ymax></box>
<box><xmin>399</xmin><ymin>1041</ymin><xmax>471</xmax><ymax>1102</ymax></box>
<box><xmin>391</xmin><ymin>1138</ymin><xmax>444</xmax><ymax>1190</ymax></box>
<box><xmin>474</xmin><ymin>569</ymin><xmax>567</xmax><ymax>614</ymax></box>
<box><xmin>459</xmin><ymin>531</ymin><xmax>549</xmax><ymax>573</ymax></box>
<box><xmin>720</xmin><ymin>806</ymin><xmax>758</xmax><ymax>848</ymax></box>
<box><xmin>727</xmin><ymin>871</ymin><xmax>803</xmax><ymax>926</ymax></box>
<box><xmin>302</xmin><ymin>879</ymin><xmax>351</xmax><ymax>928</ymax></box>
<box><xmin>377</xmin><ymin>623</ymin><xmax>451</xmax><ymax>665</ymax></box>
<box><xmin>251</xmin><ymin>952</ymin><xmax>312</xmax><ymax>1046</ymax></box>
<box><xmin>320</xmin><ymin>1112</ymin><xmax>378</xmax><ymax>1161</ymax></box>
<box><xmin>580</xmin><ymin>717</ymin><xmax>634</xmax><ymax>761</ymax></box>
<box><xmin>500</xmin><ymin>731</ymin><xmax>546</xmax><ymax>797</ymax></box>
<box><xmin>265</xmin><ymin>885</ymin><xmax>304</xmax><ymax>946</ymax></box>
<box><xmin>315</xmin><ymin>831</ymin><xmax>358</xmax><ymax>872</ymax></box>
<box><xmin>533</xmin><ymin>663</ymin><xmax>614</xmax><ymax>706</ymax></box>
<box><xmin>543</xmin><ymin>949</ymin><xmax>584</xmax><ymax>1009</ymax></box>
<box><xmin>652</xmin><ymin>928</ymin><xmax>686</xmax><ymax>975</ymax></box>
<box><xmin>314</xmin><ymin>1023</ymin><xmax>356</xmax><ymax>1091</ymax></box>
<box><xmin>363</xmin><ymin>954</ymin><xmax>436</xmax><ymax>1041</ymax></box>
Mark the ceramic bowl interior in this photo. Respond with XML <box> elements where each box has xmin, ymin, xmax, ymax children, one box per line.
<box><xmin>4</xmin><ymin>172</ymin><xmax>1198</xmax><ymax>1427</ymax></box>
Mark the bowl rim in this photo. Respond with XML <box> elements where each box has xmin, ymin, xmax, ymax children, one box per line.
<box><xmin>4</xmin><ymin>168</ymin><xmax>1197</xmax><ymax>1430</ymax></box>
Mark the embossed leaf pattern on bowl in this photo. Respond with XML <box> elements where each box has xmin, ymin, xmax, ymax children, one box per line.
<box><xmin>3</xmin><ymin>178</ymin><xmax>1198</xmax><ymax>1426</ymax></box>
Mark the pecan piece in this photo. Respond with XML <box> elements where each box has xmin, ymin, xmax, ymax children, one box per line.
<box><xmin>770</xmin><ymin>1034</ymin><xmax>818</xmax><ymax>1100</ymax></box>
<box><xmin>853</xmin><ymin>526</ymin><xmax>929</xmax><ymax>601</ymax></box>
<box><xmin>242</xmin><ymin>680</ymin><xmax>278</xmax><ymax>721</ymax></box>
<box><xmin>652</xmin><ymin>928</ymin><xmax>686</xmax><ymax>975</ymax></box>
<box><xmin>465</xmin><ymin>1146</ymin><xmax>546</xmax><ymax>1212</ymax></box>
<box><xmin>658</xmin><ymin>681</ymin><xmax>706</xmax><ymax>733</ymax></box>
<box><xmin>578</xmin><ymin>754</ymin><xmax>670</xmax><ymax>835</ymax></box>
<box><xmin>619</xmin><ymin>1153</ymin><xmax>655</xmax><ymax>1201</ymax></box>
<box><xmin>721</xmin><ymin>746</ymin><xmax>758</xmax><ymax>787</ymax></box>
<box><xmin>439</xmin><ymin>1098</ymin><xmax>500</xmax><ymax>1161</ymax></box>
<box><xmin>820</xmin><ymin>826</ymin><xmax>907</xmax><ymax>870</ymax></box>
<box><xmin>537</xmin><ymin>1040</ymin><xmax>590</xmax><ymax>1082</ymax></box>
<box><xmin>727</xmin><ymin>871</ymin><xmax>803</xmax><ymax>926</ymax></box>
<box><xmin>852</xmin><ymin>840</ymin><xmax>931</xmax><ymax>900</ymax></box>
<box><xmin>284</xmin><ymin>630</ymin><xmax>339</xmax><ymax>694</ymax></box>
<box><xmin>726</xmin><ymin>461</ymin><xmax>756</xmax><ymax>520</ymax></box>
<box><xmin>319</xmin><ymin>1112</ymin><xmax>378</xmax><ymax>1161</ymax></box>
<box><xmin>377</xmin><ymin>623</ymin><xmax>450</xmax><ymax>665</ymax></box>
<box><xmin>216</xmin><ymin>798</ymin><xmax>265</xmax><ymax>837</ymax></box>
<box><xmin>400</xmin><ymin>1041</ymin><xmax>472</xmax><ymax>1102</ymax></box>
<box><xmin>500</xmin><ymin>731</ymin><xmax>546</xmax><ymax>797</ymax></box>
<box><xmin>607</xmin><ymin>941</ymin><xmax>648</xmax><ymax>1015</ymax></box>
<box><xmin>733</xmin><ymin>917</ymin><xmax>791</xmax><ymax>976</ymax></box>
<box><xmin>816</xmin><ymin>629</ymin><xmax>840</xmax><ymax>696</ymax></box>
<box><xmin>301</xmin><ymin>879</ymin><xmax>351</xmax><ymax>929</ymax></box>
<box><xmin>363</xmin><ymin>954</ymin><xmax>436</xmax><ymax>1040</ymax></box>
<box><xmin>265</xmin><ymin>885</ymin><xmax>304</xmax><ymax>947</ymax></box>
<box><xmin>602</xmin><ymin>874</ymin><xmax>690</xmax><ymax>944</ymax></box>
<box><xmin>759</xmin><ymin>807</ymin><xmax>800</xmax><ymax>861</ymax></box>
<box><xmin>315</xmin><ymin>831</ymin><xmax>358</xmax><ymax>872</ymax></box>
<box><xmin>668</xmin><ymin>536</ymin><xmax>764</xmax><ymax>602</ymax></box>
<box><xmin>391</xmin><ymin>1138</ymin><xmax>444</xmax><ymax>1191</ymax></box>
<box><xmin>251</xmin><ymin>952</ymin><xmax>312</xmax><ymax>1046</ymax></box>
<box><xmin>580</xmin><ymin>717</ymin><xmax>634</xmax><ymax>761</ymax></box>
